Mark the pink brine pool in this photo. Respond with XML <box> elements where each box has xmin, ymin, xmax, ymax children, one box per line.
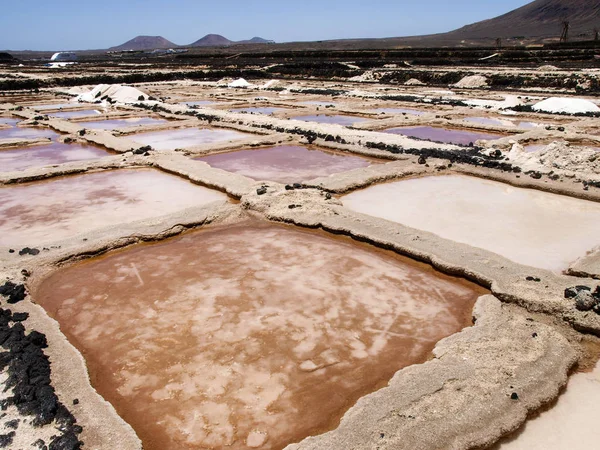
<box><xmin>385</xmin><ymin>126</ymin><xmax>504</xmax><ymax>145</ymax></box>
<box><xmin>294</xmin><ymin>115</ymin><xmax>368</xmax><ymax>127</ymax></box>
<box><xmin>0</xmin><ymin>127</ymin><xmax>59</xmax><ymax>141</ymax></box>
<box><xmin>80</xmin><ymin>117</ymin><xmax>169</xmax><ymax>130</ymax></box>
<box><xmin>196</xmin><ymin>145</ymin><xmax>374</xmax><ymax>183</ymax></box>
<box><xmin>0</xmin><ymin>142</ymin><xmax>110</xmax><ymax>173</ymax></box>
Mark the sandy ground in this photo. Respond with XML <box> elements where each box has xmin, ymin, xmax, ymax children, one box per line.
<box><xmin>0</xmin><ymin>73</ymin><xmax>600</xmax><ymax>450</ymax></box>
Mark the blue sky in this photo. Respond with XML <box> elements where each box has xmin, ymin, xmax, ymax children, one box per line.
<box><xmin>1</xmin><ymin>0</ymin><xmax>533</xmax><ymax>51</ymax></box>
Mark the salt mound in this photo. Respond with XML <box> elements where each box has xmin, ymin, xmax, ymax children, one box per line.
<box><xmin>76</xmin><ymin>84</ymin><xmax>149</xmax><ymax>104</ymax></box>
<box><xmin>228</xmin><ymin>78</ymin><xmax>251</xmax><ymax>88</ymax></box>
<box><xmin>261</xmin><ymin>80</ymin><xmax>279</xmax><ymax>89</ymax></box>
<box><xmin>453</xmin><ymin>75</ymin><xmax>488</xmax><ymax>89</ymax></box>
<box><xmin>532</xmin><ymin>97</ymin><xmax>600</xmax><ymax>115</ymax></box>
<box><xmin>537</xmin><ymin>65</ymin><xmax>559</xmax><ymax>71</ymax></box>
<box><xmin>349</xmin><ymin>71</ymin><xmax>384</xmax><ymax>82</ymax></box>
<box><xmin>404</xmin><ymin>78</ymin><xmax>425</xmax><ymax>86</ymax></box>
<box><xmin>508</xmin><ymin>142</ymin><xmax>600</xmax><ymax>176</ymax></box>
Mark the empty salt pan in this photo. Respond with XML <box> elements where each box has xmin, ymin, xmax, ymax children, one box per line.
<box><xmin>343</xmin><ymin>175</ymin><xmax>600</xmax><ymax>272</ymax></box>
<box><xmin>131</xmin><ymin>128</ymin><xmax>252</xmax><ymax>150</ymax></box>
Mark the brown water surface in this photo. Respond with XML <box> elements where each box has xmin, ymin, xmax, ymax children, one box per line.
<box><xmin>35</xmin><ymin>223</ymin><xmax>482</xmax><ymax>450</ymax></box>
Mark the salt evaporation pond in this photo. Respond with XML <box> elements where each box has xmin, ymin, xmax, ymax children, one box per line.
<box><xmin>50</xmin><ymin>109</ymin><xmax>102</xmax><ymax>119</ymax></box>
<box><xmin>343</xmin><ymin>175</ymin><xmax>600</xmax><ymax>272</ymax></box>
<box><xmin>230</xmin><ymin>107</ymin><xmax>288</xmax><ymax>115</ymax></box>
<box><xmin>0</xmin><ymin>117</ymin><xmax>20</xmax><ymax>126</ymax></box>
<box><xmin>497</xmin><ymin>360</ymin><xmax>600</xmax><ymax>450</ymax></box>
<box><xmin>300</xmin><ymin>101</ymin><xmax>336</xmax><ymax>107</ymax></box>
<box><xmin>80</xmin><ymin>117</ymin><xmax>168</xmax><ymax>130</ymax></box>
<box><xmin>0</xmin><ymin>169</ymin><xmax>226</xmax><ymax>247</ymax></box>
<box><xmin>196</xmin><ymin>145</ymin><xmax>374</xmax><ymax>183</ymax></box>
<box><xmin>181</xmin><ymin>100</ymin><xmax>214</xmax><ymax>106</ymax></box>
<box><xmin>34</xmin><ymin>103</ymin><xmax>81</xmax><ymax>111</ymax></box>
<box><xmin>0</xmin><ymin>126</ymin><xmax>59</xmax><ymax>141</ymax></box>
<box><xmin>35</xmin><ymin>222</ymin><xmax>483</xmax><ymax>450</ymax></box>
<box><xmin>294</xmin><ymin>114</ymin><xmax>369</xmax><ymax>127</ymax></box>
<box><xmin>464</xmin><ymin>117</ymin><xmax>541</xmax><ymax>129</ymax></box>
<box><xmin>132</xmin><ymin>128</ymin><xmax>251</xmax><ymax>150</ymax></box>
<box><xmin>385</xmin><ymin>126</ymin><xmax>504</xmax><ymax>145</ymax></box>
<box><xmin>0</xmin><ymin>142</ymin><xmax>110</xmax><ymax>172</ymax></box>
<box><xmin>374</xmin><ymin>108</ymin><xmax>426</xmax><ymax>116</ymax></box>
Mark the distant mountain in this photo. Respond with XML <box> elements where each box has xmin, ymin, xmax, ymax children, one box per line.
<box><xmin>445</xmin><ymin>0</ymin><xmax>600</xmax><ymax>40</ymax></box>
<box><xmin>188</xmin><ymin>34</ymin><xmax>233</xmax><ymax>47</ymax></box>
<box><xmin>109</xmin><ymin>36</ymin><xmax>176</xmax><ymax>51</ymax></box>
<box><xmin>237</xmin><ymin>37</ymin><xmax>275</xmax><ymax>45</ymax></box>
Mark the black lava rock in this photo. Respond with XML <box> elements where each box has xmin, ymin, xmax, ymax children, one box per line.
<box><xmin>293</xmin><ymin>183</ymin><xmax>302</xmax><ymax>189</ymax></box>
<box><xmin>325</xmin><ymin>193</ymin><xmax>332</xmax><ymax>200</ymax></box>
<box><xmin>0</xmin><ymin>282</ymin><xmax>26</xmax><ymax>304</ymax></box>
<box><xmin>565</xmin><ymin>286</ymin><xmax>591</xmax><ymax>299</ymax></box>
<box><xmin>12</xmin><ymin>312</ymin><xmax>29</xmax><ymax>322</ymax></box>
<box><xmin>4</xmin><ymin>419</ymin><xmax>18</xmax><ymax>429</ymax></box>
<box><xmin>526</xmin><ymin>276</ymin><xmax>541</xmax><ymax>282</ymax></box>
<box><xmin>8</xmin><ymin>250</ymin><xmax>14</xmax><ymax>254</ymax></box>
<box><xmin>256</xmin><ymin>187</ymin><xmax>267</xmax><ymax>196</ymax></box>
<box><xmin>285</xmin><ymin>185</ymin><xmax>293</xmax><ymax>191</ymax></box>
<box><xmin>77</xmin><ymin>129</ymin><xmax>86</xmax><ymax>137</ymax></box>
<box><xmin>19</xmin><ymin>247</ymin><xmax>40</xmax><ymax>256</ymax></box>
<box><xmin>418</xmin><ymin>156</ymin><xmax>427</xmax><ymax>165</ymax></box>
<box><xmin>575</xmin><ymin>291</ymin><xmax>597</xmax><ymax>312</ymax></box>
<box><xmin>0</xmin><ymin>308</ymin><xmax>82</xmax><ymax>447</ymax></box>
<box><xmin>0</xmin><ymin>432</ymin><xmax>15</xmax><ymax>448</ymax></box>
<box><xmin>511</xmin><ymin>392</ymin><xmax>519</xmax><ymax>400</ymax></box>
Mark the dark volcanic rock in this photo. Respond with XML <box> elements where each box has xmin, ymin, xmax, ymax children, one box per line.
<box><xmin>575</xmin><ymin>290</ymin><xmax>597</xmax><ymax>312</ymax></box>
<box><xmin>0</xmin><ymin>282</ymin><xmax>26</xmax><ymax>304</ymax></box>
<box><xmin>18</xmin><ymin>248</ymin><xmax>40</xmax><ymax>256</ymax></box>
<box><xmin>565</xmin><ymin>285</ymin><xmax>591</xmax><ymax>299</ymax></box>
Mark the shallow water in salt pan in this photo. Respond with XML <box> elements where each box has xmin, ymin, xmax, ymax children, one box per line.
<box><xmin>35</xmin><ymin>223</ymin><xmax>481</xmax><ymax>450</ymax></box>
<box><xmin>0</xmin><ymin>169</ymin><xmax>226</xmax><ymax>247</ymax></box>
<box><xmin>464</xmin><ymin>117</ymin><xmax>541</xmax><ymax>129</ymax></box>
<box><xmin>131</xmin><ymin>128</ymin><xmax>251</xmax><ymax>150</ymax></box>
<box><xmin>181</xmin><ymin>100</ymin><xmax>214</xmax><ymax>106</ymax></box>
<box><xmin>374</xmin><ymin>108</ymin><xmax>426</xmax><ymax>116</ymax></box>
<box><xmin>497</xmin><ymin>361</ymin><xmax>600</xmax><ymax>450</ymax></box>
<box><xmin>196</xmin><ymin>145</ymin><xmax>374</xmax><ymax>183</ymax></box>
<box><xmin>0</xmin><ymin>142</ymin><xmax>110</xmax><ymax>172</ymax></box>
<box><xmin>80</xmin><ymin>117</ymin><xmax>168</xmax><ymax>130</ymax></box>
<box><xmin>385</xmin><ymin>126</ymin><xmax>504</xmax><ymax>145</ymax></box>
<box><xmin>230</xmin><ymin>107</ymin><xmax>288</xmax><ymax>115</ymax></box>
<box><xmin>294</xmin><ymin>114</ymin><xmax>369</xmax><ymax>126</ymax></box>
<box><xmin>343</xmin><ymin>175</ymin><xmax>600</xmax><ymax>272</ymax></box>
<box><xmin>0</xmin><ymin>117</ymin><xmax>19</xmax><ymax>126</ymax></box>
<box><xmin>33</xmin><ymin>103</ymin><xmax>80</xmax><ymax>111</ymax></box>
<box><xmin>50</xmin><ymin>110</ymin><xmax>101</xmax><ymax>119</ymax></box>
<box><xmin>0</xmin><ymin>127</ymin><xmax>59</xmax><ymax>141</ymax></box>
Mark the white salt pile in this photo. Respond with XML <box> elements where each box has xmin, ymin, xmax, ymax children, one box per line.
<box><xmin>453</xmin><ymin>75</ymin><xmax>488</xmax><ymax>89</ymax></box>
<box><xmin>532</xmin><ymin>97</ymin><xmax>600</xmax><ymax>115</ymax></box>
<box><xmin>405</xmin><ymin>78</ymin><xmax>425</xmax><ymax>86</ymax></box>
<box><xmin>76</xmin><ymin>84</ymin><xmax>149</xmax><ymax>104</ymax></box>
<box><xmin>228</xmin><ymin>78</ymin><xmax>252</xmax><ymax>88</ymax></box>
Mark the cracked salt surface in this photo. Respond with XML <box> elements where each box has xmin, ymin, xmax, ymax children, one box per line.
<box><xmin>0</xmin><ymin>169</ymin><xmax>226</xmax><ymax>247</ymax></box>
<box><xmin>35</xmin><ymin>223</ymin><xmax>481</xmax><ymax>450</ymax></box>
<box><xmin>196</xmin><ymin>145</ymin><xmax>374</xmax><ymax>183</ymax></box>
<box><xmin>343</xmin><ymin>175</ymin><xmax>600</xmax><ymax>272</ymax></box>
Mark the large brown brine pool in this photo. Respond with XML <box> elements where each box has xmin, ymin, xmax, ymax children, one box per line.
<box><xmin>35</xmin><ymin>222</ymin><xmax>484</xmax><ymax>450</ymax></box>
